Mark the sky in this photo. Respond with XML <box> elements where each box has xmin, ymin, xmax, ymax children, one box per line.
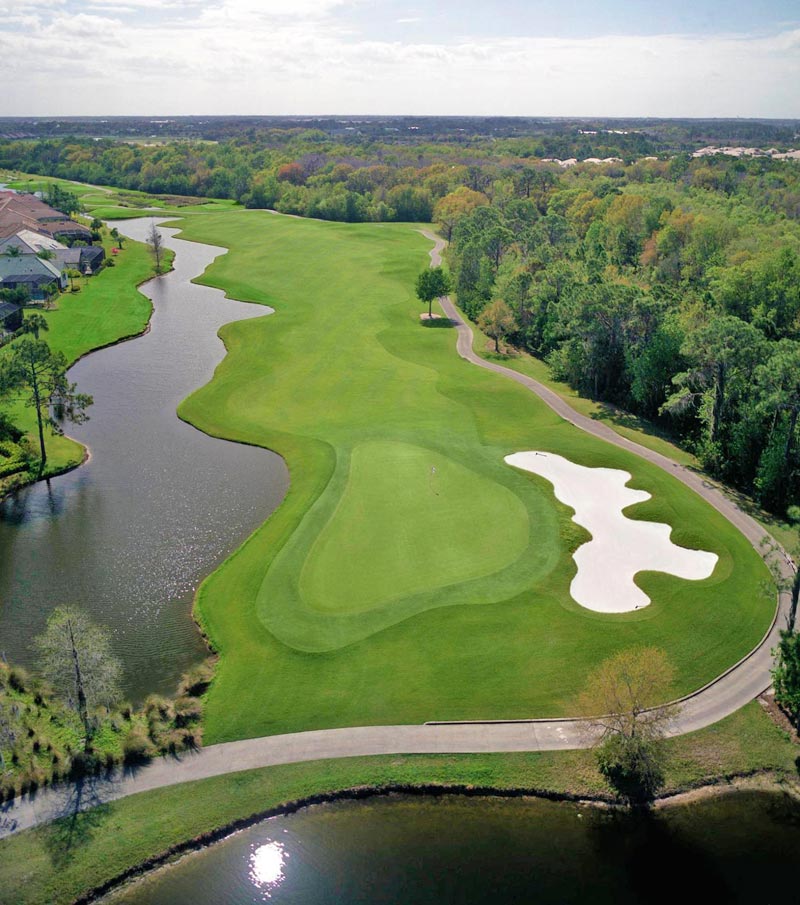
<box><xmin>0</xmin><ymin>0</ymin><xmax>798</xmax><ymax>117</ymax></box>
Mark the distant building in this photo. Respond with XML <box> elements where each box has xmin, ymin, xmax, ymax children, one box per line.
<box><xmin>0</xmin><ymin>192</ymin><xmax>92</xmax><ymax>245</ymax></box>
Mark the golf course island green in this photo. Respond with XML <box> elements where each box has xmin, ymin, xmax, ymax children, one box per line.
<box><xmin>150</xmin><ymin>210</ymin><xmax>774</xmax><ymax>743</ymax></box>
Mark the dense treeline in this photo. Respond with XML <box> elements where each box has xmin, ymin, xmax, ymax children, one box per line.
<box><xmin>2</xmin><ymin>114</ymin><xmax>796</xmax><ymax>149</ymax></box>
<box><xmin>3</xmin><ymin>129</ymin><xmax>800</xmax><ymax>511</ymax></box>
<box><xmin>2</xmin><ymin>129</ymin><xmax>798</xmax><ymax>225</ymax></box>
<box><xmin>445</xmin><ymin>156</ymin><xmax>800</xmax><ymax>514</ymax></box>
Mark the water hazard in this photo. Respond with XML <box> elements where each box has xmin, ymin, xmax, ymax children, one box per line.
<box><xmin>104</xmin><ymin>791</ymin><xmax>800</xmax><ymax>904</ymax></box>
<box><xmin>0</xmin><ymin>218</ymin><xmax>288</xmax><ymax>697</ymax></box>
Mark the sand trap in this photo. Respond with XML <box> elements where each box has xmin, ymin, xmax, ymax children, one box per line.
<box><xmin>505</xmin><ymin>451</ymin><xmax>718</xmax><ymax>613</ymax></box>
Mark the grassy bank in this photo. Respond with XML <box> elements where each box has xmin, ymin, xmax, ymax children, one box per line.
<box><xmin>469</xmin><ymin>327</ymin><xmax>800</xmax><ymax>555</ymax></box>
<box><xmin>157</xmin><ymin>210</ymin><xmax>775</xmax><ymax>741</ymax></box>
<box><xmin>1</xmin><ymin>701</ymin><xmax>795</xmax><ymax>905</ymax></box>
<box><xmin>0</xmin><ymin>229</ymin><xmax>170</xmax><ymax>495</ymax></box>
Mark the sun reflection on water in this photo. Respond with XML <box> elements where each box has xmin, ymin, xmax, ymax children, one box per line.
<box><xmin>249</xmin><ymin>841</ymin><xmax>286</xmax><ymax>897</ymax></box>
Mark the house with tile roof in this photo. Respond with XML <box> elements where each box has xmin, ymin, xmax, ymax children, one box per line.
<box><xmin>0</xmin><ymin>192</ymin><xmax>92</xmax><ymax>244</ymax></box>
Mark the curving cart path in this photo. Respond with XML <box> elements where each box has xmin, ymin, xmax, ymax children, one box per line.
<box><xmin>1</xmin><ymin>228</ymin><xmax>794</xmax><ymax>840</ymax></box>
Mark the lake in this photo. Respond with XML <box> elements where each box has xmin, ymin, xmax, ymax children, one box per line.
<box><xmin>0</xmin><ymin>218</ymin><xmax>288</xmax><ymax>697</ymax></box>
<box><xmin>105</xmin><ymin>790</ymin><xmax>800</xmax><ymax>904</ymax></box>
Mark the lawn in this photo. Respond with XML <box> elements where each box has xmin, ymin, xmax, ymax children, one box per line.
<box><xmin>1</xmin><ymin>701</ymin><xmax>795</xmax><ymax>905</ymax></box>
<box><xmin>156</xmin><ymin>210</ymin><xmax>776</xmax><ymax>742</ymax></box>
<box><xmin>470</xmin><ymin>330</ymin><xmax>800</xmax><ymax>556</ymax></box>
<box><xmin>0</xmin><ymin>229</ymin><xmax>161</xmax><ymax>486</ymax></box>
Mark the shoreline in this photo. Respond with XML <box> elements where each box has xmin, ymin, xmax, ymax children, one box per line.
<box><xmin>75</xmin><ymin>771</ymin><xmax>797</xmax><ymax>905</ymax></box>
<box><xmin>0</xmin><ymin>250</ymin><xmax>170</xmax><ymax>505</ymax></box>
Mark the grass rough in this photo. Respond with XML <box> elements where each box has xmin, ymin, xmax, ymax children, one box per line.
<box><xmin>0</xmin><ymin>701</ymin><xmax>795</xmax><ymax>905</ymax></box>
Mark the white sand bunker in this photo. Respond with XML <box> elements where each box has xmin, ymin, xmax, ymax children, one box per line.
<box><xmin>505</xmin><ymin>451</ymin><xmax>718</xmax><ymax>613</ymax></box>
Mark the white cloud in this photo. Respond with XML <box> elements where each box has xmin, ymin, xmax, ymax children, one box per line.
<box><xmin>0</xmin><ymin>7</ymin><xmax>797</xmax><ymax>117</ymax></box>
<box><xmin>0</xmin><ymin>0</ymin><xmax>64</xmax><ymax>8</ymax></box>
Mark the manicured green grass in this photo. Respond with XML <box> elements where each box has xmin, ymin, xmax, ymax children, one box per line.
<box><xmin>0</xmin><ymin>231</ymin><xmax>162</xmax><ymax>487</ymax></box>
<box><xmin>1</xmin><ymin>701</ymin><xmax>794</xmax><ymax>905</ymax></box>
<box><xmin>40</xmin><ymin>233</ymin><xmax>156</xmax><ymax>364</ymax></box>
<box><xmin>470</xmin><ymin>332</ymin><xmax>800</xmax><ymax>557</ymax></box>
<box><xmin>156</xmin><ymin>210</ymin><xmax>776</xmax><ymax>742</ymax></box>
<box><xmin>300</xmin><ymin>439</ymin><xmax>530</xmax><ymax>616</ymax></box>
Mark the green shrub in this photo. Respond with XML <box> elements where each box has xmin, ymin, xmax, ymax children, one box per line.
<box><xmin>173</xmin><ymin>696</ymin><xmax>202</xmax><ymax>727</ymax></box>
<box><xmin>121</xmin><ymin>726</ymin><xmax>153</xmax><ymax>764</ymax></box>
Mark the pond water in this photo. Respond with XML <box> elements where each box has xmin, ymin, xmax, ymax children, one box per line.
<box><xmin>0</xmin><ymin>218</ymin><xmax>288</xmax><ymax>697</ymax></box>
<box><xmin>105</xmin><ymin>790</ymin><xmax>800</xmax><ymax>905</ymax></box>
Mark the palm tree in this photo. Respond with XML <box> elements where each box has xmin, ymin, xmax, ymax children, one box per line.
<box><xmin>66</xmin><ymin>268</ymin><xmax>81</xmax><ymax>292</ymax></box>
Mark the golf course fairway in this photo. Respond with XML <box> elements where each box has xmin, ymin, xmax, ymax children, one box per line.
<box><xmin>159</xmin><ymin>210</ymin><xmax>774</xmax><ymax>743</ymax></box>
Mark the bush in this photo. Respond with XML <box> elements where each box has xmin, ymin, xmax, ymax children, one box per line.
<box><xmin>143</xmin><ymin>694</ymin><xmax>174</xmax><ymax>723</ymax></box>
<box><xmin>177</xmin><ymin>659</ymin><xmax>215</xmax><ymax>698</ymax></box>
<box><xmin>173</xmin><ymin>696</ymin><xmax>202</xmax><ymax>727</ymax></box>
<box><xmin>122</xmin><ymin>725</ymin><xmax>153</xmax><ymax>764</ymax></box>
<box><xmin>8</xmin><ymin>666</ymin><xmax>30</xmax><ymax>693</ymax></box>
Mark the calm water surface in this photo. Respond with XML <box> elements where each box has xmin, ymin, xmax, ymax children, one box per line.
<box><xmin>105</xmin><ymin>791</ymin><xmax>800</xmax><ymax>905</ymax></box>
<box><xmin>0</xmin><ymin>218</ymin><xmax>288</xmax><ymax>696</ymax></box>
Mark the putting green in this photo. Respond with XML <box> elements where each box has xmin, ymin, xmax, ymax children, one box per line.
<box><xmin>301</xmin><ymin>441</ymin><xmax>529</xmax><ymax>615</ymax></box>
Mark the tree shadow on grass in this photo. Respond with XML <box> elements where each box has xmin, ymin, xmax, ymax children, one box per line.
<box><xmin>42</xmin><ymin>774</ymin><xmax>114</xmax><ymax>868</ymax></box>
<box><xmin>420</xmin><ymin>317</ymin><xmax>455</xmax><ymax>329</ymax></box>
<box><xmin>586</xmin><ymin>400</ymin><xmax>692</xmax><ymax>451</ymax></box>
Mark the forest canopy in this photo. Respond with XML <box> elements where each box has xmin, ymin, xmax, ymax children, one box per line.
<box><xmin>3</xmin><ymin>121</ymin><xmax>800</xmax><ymax>512</ymax></box>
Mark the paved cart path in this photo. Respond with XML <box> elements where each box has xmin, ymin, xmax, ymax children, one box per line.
<box><xmin>1</xmin><ymin>228</ymin><xmax>793</xmax><ymax>840</ymax></box>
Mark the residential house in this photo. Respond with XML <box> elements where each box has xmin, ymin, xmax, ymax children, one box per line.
<box><xmin>0</xmin><ymin>253</ymin><xmax>66</xmax><ymax>301</ymax></box>
<box><xmin>52</xmin><ymin>244</ymin><xmax>105</xmax><ymax>275</ymax></box>
<box><xmin>0</xmin><ymin>299</ymin><xmax>23</xmax><ymax>335</ymax></box>
<box><xmin>0</xmin><ymin>229</ymin><xmax>66</xmax><ymax>255</ymax></box>
<box><xmin>0</xmin><ymin>192</ymin><xmax>92</xmax><ymax>245</ymax></box>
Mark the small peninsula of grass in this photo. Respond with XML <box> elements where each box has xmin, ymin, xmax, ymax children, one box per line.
<box><xmin>0</xmin><ymin>701</ymin><xmax>795</xmax><ymax>905</ymax></box>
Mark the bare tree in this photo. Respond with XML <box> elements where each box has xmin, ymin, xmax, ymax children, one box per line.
<box><xmin>35</xmin><ymin>607</ymin><xmax>122</xmax><ymax>751</ymax></box>
<box><xmin>579</xmin><ymin>647</ymin><xmax>679</xmax><ymax>803</ymax></box>
<box><xmin>147</xmin><ymin>221</ymin><xmax>164</xmax><ymax>274</ymax></box>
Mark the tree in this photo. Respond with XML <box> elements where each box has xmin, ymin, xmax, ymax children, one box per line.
<box><xmin>661</xmin><ymin>316</ymin><xmax>766</xmax><ymax>458</ymax></box>
<box><xmin>147</xmin><ymin>221</ymin><xmax>164</xmax><ymax>274</ymax></box>
<box><xmin>433</xmin><ymin>186</ymin><xmax>489</xmax><ymax>241</ymax></box>
<box><xmin>772</xmin><ymin>628</ymin><xmax>800</xmax><ymax>727</ymax></box>
<box><xmin>478</xmin><ymin>298</ymin><xmax>514</xmax><ymax>352</ymax></box>
<box><xmin>110</xmin><ymin>227</ymin><xmax>124</xmax><ymax>249</ymax></box>
<box><xmin>0</xmin><ymin>337</ymin><xmax>92</xmax><ymax>473</ymax></box>
<box><xmin>579</xmin><ymin>647</ymin><xmax>679</xmax><ymax>804</ymax></box>
<box><xmin>34</xmin><ymin>607</ymin><xmax>122</xmax><ymax>750</ymax></box>
<box><xmin>18</xmin><ymin>312</ymin><xmax>49</xmax><ymax>339</ymax></box>
<box><xmin>66</xmin><ymin>268</ymin><xmax>82</xmax><ymax>292</ymax></box>
<box><xmin>753</xmin><ymin>341</ymin><xmax>800</xmax><ymax>510</ymax></box>
<box><xmin>415</xmin><ymin>266</ymin><xmax>452</xmax><ymax>319</ymax></box>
